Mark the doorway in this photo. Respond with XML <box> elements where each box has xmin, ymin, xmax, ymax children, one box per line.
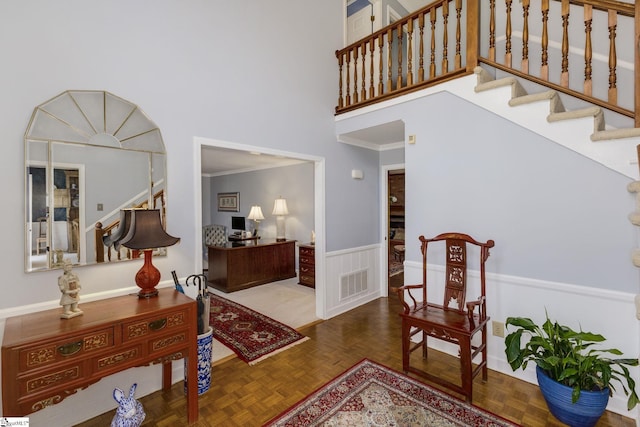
<box><xmin>387</xmin><ymin>168</ymin><xmax>405</xmax><ymax>289</ymax></box>
<box><xmin>193</xmin><ymin>137</ymin><xmax>327</xmax><ymax>319</ymax></box>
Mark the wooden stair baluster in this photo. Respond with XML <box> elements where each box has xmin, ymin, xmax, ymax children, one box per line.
<box><xmin>396</xmin><ymin>23</ymin><xmax>403</xmax><ymax>90</ymax></box>
<box><xmin>584</xmin><ymin>5</ymin><xmax>593</xmax><ymax>97</ymax></box>
<box><xmin>541</xmin><ymin>0</ymin><xmax>549</xmax><ymax>81</ymax></box>
<box><xmin>387</xmin><ymin>28</ymin><xmax>394</xmax><ymax>90</ymax></box>
<box><xmin>522</xmin><ymin>0</ymin><xmax>530</xmax><ymax>74</ymax></box>
<box><xmin>505</xmin><ymin>0</ymin><xmax>512</xmax><ymax>68</ymax></box>
<box><xmin>455</xmin><ymin>0</ymin><xmax>462</xmax><ymax>70</ymax></box>
<box><xmin>418</xmin><ymin>12</ymin><xmax>425</xmax><ymax>82</ymax></box>
<box><xmin>369</xmin><ymin>37</ymin><xmax>375</xmax><ymax>98</ymax></box>
<box><xmin>442</xmin><ymin>0</ymin><xmax>449</xmax><ymax>74</ymax></box>
<box><xmin>561</xmin><ymin>0</ymin><xmax>570</xmax><ymax>88</ymax></box>
<box><xmin>430</xmin><ymin>8</ymin><xmax>437</xmax><ymax>79</ymax></box>
<box><xmin>407</xmin><ymin>18</ymin><xmax>414</xmax><ymax>86</ymax></box>
<box><xmin>608</xmin><ymin>9</ymin><xmax>618</xmax><ymax>106</ymax></box>
<box><xmin>378</xmin><ymin>34</ymin><xmax>384</xmax><ymax>95</ymax></box>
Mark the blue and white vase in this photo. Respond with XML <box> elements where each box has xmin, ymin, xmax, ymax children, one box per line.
<box><xmin>185</xmin><ymin>326</ymin><xmax>213</xmax><ymax>395</ymax></box>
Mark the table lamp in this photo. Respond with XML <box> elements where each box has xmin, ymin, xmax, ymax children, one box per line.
<box><xmin>272</xmin><ymin>197</ymin><xmax>289</xmax><ymax>241</ymax></box>
<box><xmin>247</xmin><ymin>205</ymin><xmax>264</xmax><ymax>236</ymax></box>
<box><xmin>120</xmin><ymin>209</ymin><xmax>180</xmax><ymax>298</ymax></box>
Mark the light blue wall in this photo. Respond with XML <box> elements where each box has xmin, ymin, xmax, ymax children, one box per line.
<box><xmin>203</xmin><ymin>162</ymin><xmax>315</xmax><ymax>244</ymax></box>
<box><xmin>381</xmin><ymin>147</ymin><xmax>405</xmax><ymax>166</ymax></box>
<box><xmin>337</xmin><ymin>92</ymin><xmax>637</xmax><ymax>293</ymax></box>
<box><xmin>0</xmin><ymin>0</ymin><xmax>380</xmax><ymax>310</ymax></box>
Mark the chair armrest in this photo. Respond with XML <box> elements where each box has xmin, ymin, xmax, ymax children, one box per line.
<box><xmin>465</xmin><ymin>296</ymin><xmax>486</xmax><ymax>327</ymax></box>
<box><xmin>391</xmin><ymin>284</ymin><xmax>423</xmax><ymax>314</ymax></box>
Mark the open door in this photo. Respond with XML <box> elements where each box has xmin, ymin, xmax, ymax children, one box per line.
<box><xmin>388</xmin><ymin>169</ymin><xmax>405</xmax><ymax>288</ymax></box>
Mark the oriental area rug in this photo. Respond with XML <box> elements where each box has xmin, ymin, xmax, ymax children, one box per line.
<box><xmin>264</xmin><ymin>359</ymin><xmax>520</xmax><ymax>427</ymax></box>
<box><xmin>209</xmin><ymin>293</ymin><xmax>309</xmax><ymax>365</ymax></box>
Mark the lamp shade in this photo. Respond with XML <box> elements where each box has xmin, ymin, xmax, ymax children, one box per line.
<box><xmin>272</xmin><ymin>198</ymin><xmax>289</xmax><ymax>216</ymax></box>
<box><xmin>120</xmin><ymin>209</ymin><xmax>180</xmax><ymax>250</ymax></box>
<box><xmin>247</xmin><ymin>205</ymin><xmax>264</xmax><ymax>221</ymax></box>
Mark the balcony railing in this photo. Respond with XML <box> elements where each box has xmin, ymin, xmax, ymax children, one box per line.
<box><xmin>335</xmin><ymin>0</ymin><xmax>640</xmax><ymax>127</ymax></box>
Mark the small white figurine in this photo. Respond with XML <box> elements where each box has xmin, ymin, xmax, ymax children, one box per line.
<box><xmin>58</xmin><ymin>259</ymin><xmax>83</xmax><ymax>319</ymax></box>
<box><xmin>111</xmin><ymin>383</ymin><xmax>146</xmax><ymax>427</ymax></box>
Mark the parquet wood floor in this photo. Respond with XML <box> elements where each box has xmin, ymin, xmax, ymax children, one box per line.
<box><xmin>76</xmin><ymin>292</ymin><xmax>635</xmax><ymax>427</ymax></box>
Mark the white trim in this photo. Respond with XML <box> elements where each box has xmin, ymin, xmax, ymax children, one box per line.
<box><xmin>193</xmin><ymin>136</ymin><xmax>328</xmax><ymax>319</ymax></box>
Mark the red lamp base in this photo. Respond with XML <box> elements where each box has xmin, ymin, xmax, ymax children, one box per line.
<box><xmin>135</xmin><ymin>249</ymin><xmax>161</xmax><ymax>298</ymax></box>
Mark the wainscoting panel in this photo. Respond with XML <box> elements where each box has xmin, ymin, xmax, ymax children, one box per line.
<box><xmin>325</xmin><ymin>244</ymin><xmax>381</xmax><ymax>318</ymax></box>
<box><xmin>403</xmin><ymin>260</ymin><xmax>639</xmax><ymax>418</ymax></box>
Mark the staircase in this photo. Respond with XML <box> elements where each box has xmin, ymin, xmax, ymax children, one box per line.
<box><xmin>471</xmin><ymin>64</ymin><xmax>640</xmax><ymax>278</ymax></box>
<box><xmin>472</xmin><ymin>66</ymin><xmax>640</xmax><ymax>180</ymax></box>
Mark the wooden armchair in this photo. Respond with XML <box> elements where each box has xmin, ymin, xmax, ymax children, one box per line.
<box><xmin>393</xmin><ymin>232</ymin><xmax>494</xmax><ymax>402</ymax></box>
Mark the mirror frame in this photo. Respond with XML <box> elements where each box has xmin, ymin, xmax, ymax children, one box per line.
<box><xmin>24</xmin><ymin>90</ymin><xmax>167</xmax><ymax>272</ymax></box>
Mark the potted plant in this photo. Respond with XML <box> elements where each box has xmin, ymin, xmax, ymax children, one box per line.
<box><xmin>505</xmin><ymin>313</ymin><xmax>639</xmax><ymax>427</ymax></box>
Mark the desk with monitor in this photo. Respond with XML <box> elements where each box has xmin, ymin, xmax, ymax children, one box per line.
<box><xmin>207</xmin><ymin>239</ymin><xmax>296</xmax><ymax>293</ymax></box>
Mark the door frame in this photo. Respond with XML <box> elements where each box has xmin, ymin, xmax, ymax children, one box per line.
<box><xmin>193</xmin><ymin>136</ymin><xmax>327</xmax><ymax>319</ymax></box>
<box><xmin>380</xmin><ymin>162</ymin><xmax>405</xmax><ymax>297</ymax></box>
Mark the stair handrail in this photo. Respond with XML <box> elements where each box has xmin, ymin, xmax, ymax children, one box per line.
<box><xmin>336</xmin><ymin>0</ymin><xmax>639</xmax><ymax>127</ymax></box>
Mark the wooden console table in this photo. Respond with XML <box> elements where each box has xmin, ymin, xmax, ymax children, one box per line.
<box><xmin>1</xmin><ymin>288</ymin><xmax>198</xmax><ymax>423</ymax></box>
<box><xmin>207</xmin><ymin>239</ymin><xmax>296</xmax><ymax>292</ymax></box>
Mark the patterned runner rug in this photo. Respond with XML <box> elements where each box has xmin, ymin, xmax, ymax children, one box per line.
<box><xmin>209</xmin><ymin>293</ymin><xmax>309</xmax><ymax>365</ymax></box>
<box><xmin>264</xmin><ymin>359</ymin><xmax>520</xmax><ymax>426</ymax></box>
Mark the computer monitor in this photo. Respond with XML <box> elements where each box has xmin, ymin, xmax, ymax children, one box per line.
<box><xmin>231</xmin><ymin>216</ymin><xmax>246</xmax><ymax>232</ymax></box>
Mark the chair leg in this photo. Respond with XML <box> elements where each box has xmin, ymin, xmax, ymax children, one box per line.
<box><xmin>401</xmin><ymin>321</ymin><xmax>411</xmax><ymax>373</ymax></box>
<box><xmin>459</xmin><ymin>339</ymin><xmax>473</xmax><ymax>403</ymax></box>
<box><xmin>481</xmin><ymin>326</ymin><xmax>488</xmax><ymax>381</ymax></box>
<box><xmin>422</xmin><ymin>330</ymin><xmax>428</xmax><ymax>359</ymax></box>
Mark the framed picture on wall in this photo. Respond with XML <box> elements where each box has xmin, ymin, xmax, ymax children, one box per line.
<box><xmin>217</xmin><ymin>192</ymin><xmax>240</xmax><ymax>212</ymax></box>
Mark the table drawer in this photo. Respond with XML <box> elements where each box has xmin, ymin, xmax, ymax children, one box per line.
<box><xmin>299</xmin><ymin>255</ymin><xmax>314</xmax><ymax>265</ymax></box>
<box><xmin>148</xmin><ymin>331</ymin><xmax>189</xmax><ymax>356</ymax></box>
<box><xmin>19</xmin><ymin>361</ymin><xmax>85</xmax><ymax>397</ymax></box>
<box><xmin>92</xmin><ymin>344</ymin><xmax>143</xmax><ymax>374</ymax></box>
<box><xmin>299</xmin><ymin>246</ymin><xmax>314</xmax><ymax>257</ymax></box>
<box><xmin>122</xmin><ymin>309</ymin><xmax>188</xmax><ymax>343</ymax></box>
<box><xmin>19</xmin><ymin>327</ymin><xmax>115</xmax><ymax>371</ymax></box>
<box><xmin>299</xmin><ymin>274</ymin><xmax>315</xmax><ymax>287</ymax></box>
<box><xmin>300</xmin><ymin>264</ymin><xmax>316</xmax><ymax>277</ymax></box>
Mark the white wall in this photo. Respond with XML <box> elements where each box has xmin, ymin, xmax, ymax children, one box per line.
<box><xmin>0</xmin><ymin>0</ymin><xmax>384</xmax><ymax>424</ymax></box>
<box><xmin>205</xmin><ymin>162</ymin><xmax>315</xmax><ymax>244</ymax></box>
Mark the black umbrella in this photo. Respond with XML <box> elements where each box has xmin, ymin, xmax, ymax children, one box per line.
<box><xmin>185</xmin><ymin>274</ymin><xmax>208</xmax><ymax>335</ymax></box>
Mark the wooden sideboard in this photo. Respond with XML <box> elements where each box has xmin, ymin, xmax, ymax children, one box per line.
<box><xmin>207</xmin><ymin>239</ymin><xmax>296</xmax><ymax>292</ymax></box>
<box><xmin>1</xmin><ymin>288</ymin><xmax>198</xmax><ymax>423</ymax></box>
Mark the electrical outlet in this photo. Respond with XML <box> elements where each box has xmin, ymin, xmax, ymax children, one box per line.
<box><xmin>492</xmin><ymin>321</ymin><xmax>505</xmax><ymax>337</ymax></box>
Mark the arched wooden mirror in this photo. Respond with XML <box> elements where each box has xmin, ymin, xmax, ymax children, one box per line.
<box><xmin>25</xmin><ymin>90</ymin><xmax>167</xmax><ymax>272</ymax></box>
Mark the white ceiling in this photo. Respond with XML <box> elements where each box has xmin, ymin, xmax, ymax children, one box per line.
<box><xmin>201</xmin><ymin>145</ymin><xmax>307</xmax><ymax>176</ymax></box>
<box><xmin>337</xmin><ymin>120</ymin><xmax>405</xmax><ymax>151</ymax></box>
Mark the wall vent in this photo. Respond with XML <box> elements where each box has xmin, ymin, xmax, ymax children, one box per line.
<box><xmin>340</xmin><ymin>269</ymin><xmax>368</xmax><ymax>300</ymax></box>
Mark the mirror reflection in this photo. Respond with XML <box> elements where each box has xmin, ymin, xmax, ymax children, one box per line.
<box><xmin>25</xmin><ymin>90</ymin><xmax>167</xmax><ymax>272</ymax></box>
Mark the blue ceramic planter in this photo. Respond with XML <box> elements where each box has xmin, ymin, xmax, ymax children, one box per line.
<box><xmin>536</xmin><ymin>366</ymin><xmax>609</xmax><ymax>427</ymax></box>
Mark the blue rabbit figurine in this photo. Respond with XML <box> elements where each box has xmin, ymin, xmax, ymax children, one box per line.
<box><xmin>110</xmin><ymin>383</ymin><xmax>146</xmax><ymax>427</ymax></box>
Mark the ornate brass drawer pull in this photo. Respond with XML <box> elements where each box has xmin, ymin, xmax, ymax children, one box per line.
<box><xmin>57</xmin><ymin>341</ymin><xmax>83</xmax><ymax>356</ymax></box>
<box><xmin>148</xmin><ymin>318</ymin><xmax>167</xmax><ymax>331</ymax></box>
